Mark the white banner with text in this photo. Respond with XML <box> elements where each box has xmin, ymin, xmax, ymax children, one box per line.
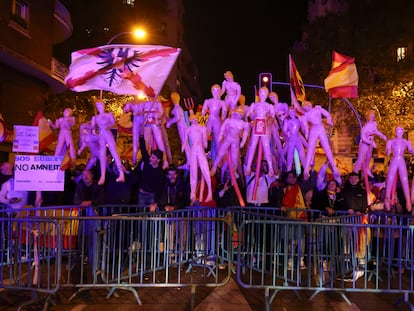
<box><xmin>14</xmin><ymin>155</ymin><xmax>65</xmax><ymax>191</ymax></box>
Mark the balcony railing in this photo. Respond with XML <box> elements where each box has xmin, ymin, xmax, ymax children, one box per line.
<box><xmin>51</xmin><ymin>57</ymin><xmax>68</xmax><ymax>83</ymax></box>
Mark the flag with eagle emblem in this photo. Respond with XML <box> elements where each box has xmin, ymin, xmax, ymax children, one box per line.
<box><xmin>65</xmin><ymin>44</ymin><xmax>181</xmax><ymax>97</ymax></box>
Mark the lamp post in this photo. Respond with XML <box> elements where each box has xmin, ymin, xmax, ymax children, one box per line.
<box><xmin>106</xmin><ymin>29</ymin><xmax>146</xmax><ymax>45</ymax></box>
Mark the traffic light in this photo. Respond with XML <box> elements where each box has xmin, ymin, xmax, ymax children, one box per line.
<box><xmin>259</xmin><ymin>72</ymin><xmax>272</xmax><ymax>91</ymax></box>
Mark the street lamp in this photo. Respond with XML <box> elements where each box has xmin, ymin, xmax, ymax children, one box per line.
<box><xmin>106</xmin><ymin>28</ymin><xmax>147</xmax><ymax>45</ymax></box>
<box><xmin>132</xmin><ymin>28</ymin><xmax>146</xmax><ymax>40</ymax></box>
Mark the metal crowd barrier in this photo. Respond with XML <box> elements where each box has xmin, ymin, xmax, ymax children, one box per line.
<box><xmin>0</xmin><ymin>205</ymin><xmax>233</xmax><ymax>310</ymax></box>
<box><xmin>236</xmin><ymin>211</ymin><xmax>414</xmax><ymax>311</ymax></box>
<box><xmin>2</xmin><ymin>204</ymin><xmax>414</xmax><ymax>311</ymax></box>
<box><xmin>0</xmin><ymin>215</ymin><xmax>62</xmax><ymax>311</ymax></box>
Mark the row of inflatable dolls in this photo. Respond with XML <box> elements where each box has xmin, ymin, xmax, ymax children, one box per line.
<box><xmin>48</xmin><ymin>71</ymin><xmax>414</xmax><ymax>210</ymax></box>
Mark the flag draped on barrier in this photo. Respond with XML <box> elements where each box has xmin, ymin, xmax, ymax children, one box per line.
<box><xmin>356</xmin><ymin>214</ymin><xmax>371</xmax><ymax>259</ymax></box>
<box><xmin>324</xmin><ymin>51</ymin><xmax>359</xmax><ymax>98</ymax></box>
<box><xmin>65</xmin><ymin>44</ymin><xmax>181</xmax><ymax>97</ymax></box>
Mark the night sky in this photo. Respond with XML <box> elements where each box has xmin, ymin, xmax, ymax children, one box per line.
<box><xmin>183</xmin><ymin>0</ymin><xmax>308</xmax><ymax>102</ymax></box>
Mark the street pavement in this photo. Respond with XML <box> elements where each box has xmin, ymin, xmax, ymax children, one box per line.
<box><xmin>0</xmin><ymin>276</ymin><xmax>412</xmax><ymax>311</ymax></box>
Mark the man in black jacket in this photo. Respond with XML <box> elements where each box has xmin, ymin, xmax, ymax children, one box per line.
<box><xmin>151</xmin><ymin>165</ymin><xmax>190</xmax><ymax>261</ymax></box>
<box><xmin>137</xmin><ymin>135</ymin><xmax>165</xmax><ymax>210</ymax></box>
<box><xmin>338</xmin><ymin>172</ymin><xmax>368</xmax><ymax>282</ymax></box>
<box><xmin>341</xmin><ymin>172</ymin><xmax>368</xmax><ymax>214</ymax></box>
<box><xmin>214</xmin><ymin>168</ymin><xmax>245</xmax><ymax>208</ymax></box>
<box><xmin>73</xmin><ymin>169</ymin><xmax>105</xmax><ymax>212</ymax></box>
<box><xmin>73</xmin><ymin>168</ymin><xmax>105</xmax><ymax>265</ymax></box>
<box><xmin>152</xmin><ymin>165</ymin><xmax>190</xmax><ymax>212</ymax></box>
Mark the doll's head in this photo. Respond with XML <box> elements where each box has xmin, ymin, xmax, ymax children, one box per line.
<box><xmin>63</xmin><ymin>108</ymin><xmax>72</xmax><ymax>117</ymax></box>
<box><xmin>224</xmin><ymin>71</ymin><xmax>233</xmax><ymax>80</ymax></box>
<box><xmin>170</xmin><ymin>92</ymin><xmax>180</xmax><ymax>105</ymax></box>
<box><xmin>268</xmin><ymin>92</ymin><xmax>279</xmax><ymax>104</ymax></box>
<box><xmin>365</xmin><ymin>109</ymin><xmax>376</xmax><ymax>121</ymax></box>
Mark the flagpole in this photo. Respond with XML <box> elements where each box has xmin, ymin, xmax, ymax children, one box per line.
<box><xmin>341</xmin><ymin>97</ymin><xmax>362</xmax><ymax>130</ymax></box>
<box><xmin>272</xmin><ymin>81</ymin><xmax>325</xmax><ymax>89</ymax></box>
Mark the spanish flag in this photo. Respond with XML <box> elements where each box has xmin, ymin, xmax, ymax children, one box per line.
<box><xmin>289</xmin><ymin>54</ymin><xmax>306</xmax><ymax>102</ymax></box>
<box><xmin>59</xmin><ymin>149</ymin><xmax>71</xmax><ymax>170</ymax></box>
<box><xmin>32</xmin><ymin>111</ymin><xmax>55</xmax><ymax>153</ymax></box>
<box><xmin>117</xmin><ymin>111</ymin><xmax>133</xmax><ymax>134</ymax></box>
<box><xmin>254</xmin><ymin>85</ymin><xmax>259</xmax><ymax>102</ymax></box>
<box><xmin>324</xmin><ymin>51</ymin><xmax>358</xmax><ymax>98</ymax></box>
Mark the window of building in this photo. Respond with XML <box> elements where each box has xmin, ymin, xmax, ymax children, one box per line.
<box><xmin>9</xmin><ymin>0</ymin><xmax>30</xmax><ymax>36</ymax></box>
<box><xmin>397</xmin><ymin>46</ymin><xmax>407</xmax><ymax>62</ymax></box>
<box><xmin>12</xmin><ymin>0</ymin><xmax>30</xmax><ymax>28</ymax></box>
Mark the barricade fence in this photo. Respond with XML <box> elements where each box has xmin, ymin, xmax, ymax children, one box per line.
<box><xmin>0</xmin><ymin>216</ymin><xmax>62</xmax><ymax>310</ymax></box>
<box><xmin>0</xmin><ymin>205</ymin><xmax>413</xmax><ymax>311</ymax></box>
<box><xmin>237</xmin><ymin>211</ymin><xmax>414</xmax><ymax>311</ymax></box>
<box><xmin>0</xmin><ymin>205</ymin><xmax>233</xmax><ymax>310</ymax></box>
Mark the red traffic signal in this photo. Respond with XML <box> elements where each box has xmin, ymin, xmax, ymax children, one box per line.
<box><xmin>259</xmin><ymin>72</ymin><xmax>272</xmax><ymax>91</ymax></box>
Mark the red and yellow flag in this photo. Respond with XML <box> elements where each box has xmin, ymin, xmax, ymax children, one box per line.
<box><xmin>324</xmin><ymin>51</ymin><xmax>358</xmax><ymax>98</ymax></box>
<box><xmin>59</xmin><ymin>149</ymin><xmax>71</xmax><ymax>170</ymax></box>
<box><xmin>289</xmin><ymin>54</ymin><xmax>306</xmax><ymax>102</ymax></box>
<box><xmin>33</xmin><ymin>111</ymin><xmax>55</xmax><ymax>153</ymax></box>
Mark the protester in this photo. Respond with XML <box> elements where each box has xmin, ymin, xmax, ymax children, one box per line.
<box><xmin>104</xmin><ymin>161</ymin><xmax>139</xmax><ymax>207</ymax></box>
<box><xmin>215</xmin><ymin>168</ymin><xmax>245</xmax><ymax>208</ymax></box>
<box><xmin>312</xmin><ymin>179</ymin><xmax>345</xmax><ymax>216</ymax></box>
<box><xmin>153</xmin><ymin>164</ymin><xmax>190</xmax><ymax>212</ymax></box>
<box><xmin>280</xmin><ymin>170</ymin><xmax>307</xmax><ymax>270</ymax></box>
<box><xmin>136</xmin><ymin>135</ymin><xmax>165</xmax><ymax>209</ymax></box>
<box><xmin>341</xmin><ymin>172</ymin><xmax>368</xmax><ymax>214</ymax></box>
<box><xmin>73</xmin><ymin>169</ymin><xmax>105</xmax><ymax>212</ymax></box>
<box><xmin>245</xmin><ymin>160</ymin><xmax>277</xmax><ymax>207</ymax></box>
<box><xmin>0</xmin><ymin>176</ymin><xmax>29</xmax><ymax>211</ymax></box>
<box><xmin>0</xmin><ymin>162</ymin><xmax>13</xmax><ymax>188</ymax></box>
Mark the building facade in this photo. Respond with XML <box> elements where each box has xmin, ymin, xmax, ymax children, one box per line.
<box><xmin>0</xmin><ymin>0</ymin><xmax>72</xmax><ymax>159</ymax></box>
